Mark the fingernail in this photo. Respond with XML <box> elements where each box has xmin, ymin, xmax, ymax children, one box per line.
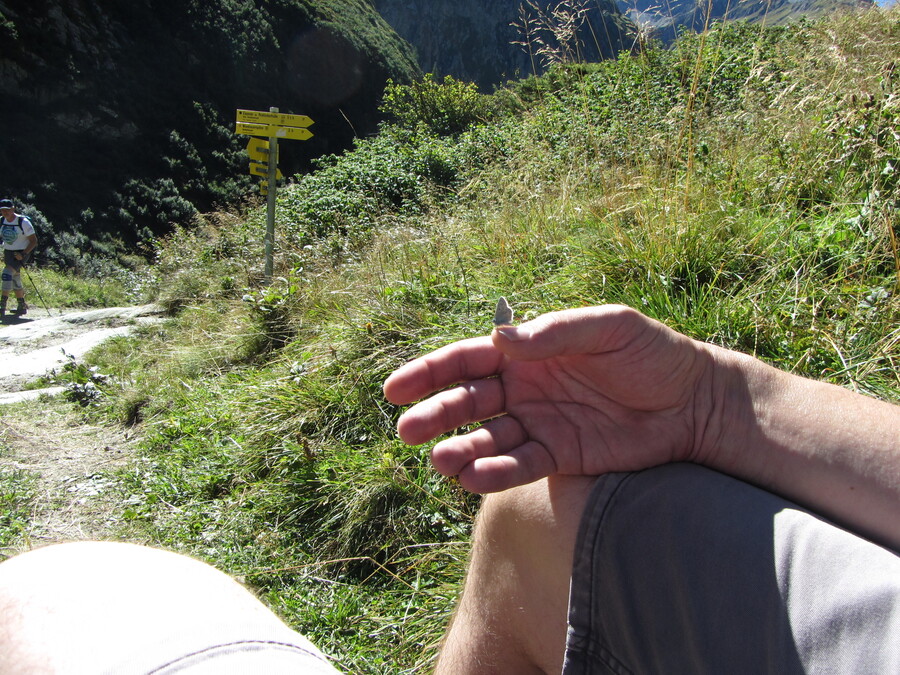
<box><xmin>496</xmin><ymin>325</ymin><xmax>529</xmax><ymax>341</ymax></box>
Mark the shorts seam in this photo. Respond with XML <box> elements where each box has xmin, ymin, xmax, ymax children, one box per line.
<box><xmin>145</xmin><ymin>639</ymin><xmax>333</xmax><ymax>673</ymax></box>
<box><xmin>570</xmin><ymin>472</ymin><xmax>641</xmax><ymax>674</ymax></box>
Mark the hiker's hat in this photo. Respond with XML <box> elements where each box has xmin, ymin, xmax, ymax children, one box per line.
<box><xmin>0</xmin><ymin>199</ymin><xmax>13</xmax><ymax>210</ymax></box>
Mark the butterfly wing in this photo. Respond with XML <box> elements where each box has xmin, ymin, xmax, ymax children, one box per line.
<box><xmin>493</xmin><ymin>297</ymin><xmax>514</xmax><ymax>326</ymax></box>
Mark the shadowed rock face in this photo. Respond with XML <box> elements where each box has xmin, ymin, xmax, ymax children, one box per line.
<box><xmin>372</xmin><ymin>0</ymin><xmax>874</xmax><ymax>90</ymax></box>
<box><xmin>372</xmin><ymin>0</ymin><xmax>632</xmax><ymax>90</ymax></box>
<box><xmin>0</xmin><ymin>0</ymin><xmax>419</xmax><ymax>244</ymax></box>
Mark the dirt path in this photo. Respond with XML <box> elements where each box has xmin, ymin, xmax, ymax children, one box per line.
<box><xmin>0</xmin><ymin>403</ymin><xmax>138</xmax><ymax>551</ymax></box>
<box><xmin>0</xmin><ymin>306</ymin><xmax>162</xmax><ymax>555</ymax></box>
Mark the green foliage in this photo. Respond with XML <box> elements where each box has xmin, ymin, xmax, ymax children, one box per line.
<box><xmin>380</xmin><ymin>74</ymin><xmax>494</xmax><ymax>135</ymax></box>
<box><xmin>7</xmin><ymin>0</ymin><xmax>419</xmax><ymax>254</ymax></box>
<box><xmin>0</xmin><ymin>467</ymin><xmax>37</xmax><ymax>555</ymax></box>
<box><xmin>53</xmin><ymin>354</ymin><xmax>111</xmax><ymax>407</ymax></box>
<box><xmin>242</xmin><ymin>277</ymin><xmax>304</xmax><ymax>353</ymax></box>
<box><xmin>24</xmin><ymin>267</ymin><xmax>141</xmax><ymax>308</ymax></box>
<box><xmin>307</xmin><ymin>0</ymin><xmax>420</xmax><ymax>78</ymax></box>
<box><xmin>36</xmin><ymin>7</ymin><xmax>900</xmax><ymax>672</ymax></box>
<box><xmin>278</xmin><ymin>125</ymin><xmax>483</xmax><ymax>251</ymax></box>
<box><xmin>0</xmin><ymin>11</ymin><xmax>18</xmax><ymax>40</ymax></box>
<box><xmin>112</xmin><ymin>179</ymin><xmax>198</xmax><ymax>240</ymax></box>
<box><xmin>150</xmin><ymin>213</ymin><xmax>260</xmax><ymax>312</ymax></box>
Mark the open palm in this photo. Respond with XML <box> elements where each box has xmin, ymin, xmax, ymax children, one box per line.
<box><xmin>383</xmin><ymin>305</ymin><xmax>722</xmax><ymax>493</ymax></box>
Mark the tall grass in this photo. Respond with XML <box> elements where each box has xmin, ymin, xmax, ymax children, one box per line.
<box><xmin>34</xmin><ymin>7</ymin><xmax>900</xmax><ymax>672</ymax></box>
<box><xmin>0</xmin><ymin>466</ymin><xmax>38</xmax><ymax>553</ymax></box>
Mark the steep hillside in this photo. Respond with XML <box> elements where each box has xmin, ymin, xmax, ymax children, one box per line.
<box><xmin>373</xmin><ymin>0</ymin><xmax>633</xmax><ymax>89</ymax></box>
<box><xmin>0</xmin><ymin>0</ymin><xmax>419</xmax><ymax>249</ymax></box>
<box><xmin>619</xmin><ymin>0</ymin><xmax>875</xmax><ymax>41</ymax></box>
<box><xmin>3</xmin><ymin>7</ymin><xmax>898</xmax><ymax>672</ymax></box>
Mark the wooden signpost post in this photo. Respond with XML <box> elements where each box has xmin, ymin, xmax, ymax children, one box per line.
<box><xmin>235</xmin><ymin>108</ymin><xmax>314</xmax><ymax>281</ymax></box>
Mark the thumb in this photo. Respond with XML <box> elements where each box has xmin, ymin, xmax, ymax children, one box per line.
<box><xmin>492</xmin><ymin>304</ymin><xmax>655</xmax><ymax>361</ymax></box>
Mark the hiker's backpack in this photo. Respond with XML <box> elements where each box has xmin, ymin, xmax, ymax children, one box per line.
<box><xmin>1</xmin><ymin>217</ymin><xmax>26</xmax><ymax>246</ymax></box>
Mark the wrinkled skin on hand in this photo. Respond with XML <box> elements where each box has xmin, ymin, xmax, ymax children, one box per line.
<box><xmin>383</xmin><ymin>305</ymin><xmax>727</xmax><ymax>494</ymax></box>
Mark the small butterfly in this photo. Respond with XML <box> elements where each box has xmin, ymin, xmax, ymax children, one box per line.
<box><xmin>493</xmin><ymin>296</ymin><xmax>514</xmax><ymax>327</ymax></box>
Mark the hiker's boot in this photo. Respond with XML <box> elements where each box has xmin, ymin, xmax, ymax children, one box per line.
<box><xmin>0</xmin><ymin>297</ymin><xmax>7</xmax><ymax>319</ymax></box>
<box><xmin>12</xmin><ymin>299</ymin><xmax>26</xmax><ymax>316</ymax></box>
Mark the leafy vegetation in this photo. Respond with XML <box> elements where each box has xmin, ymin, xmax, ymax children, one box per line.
<box><xmin>0</xmin><ymin>466</ymin><xmax>37</xmax><ymax>550</ymax></box>
<box><xmin>7</xmin><ymin>7</ymin><xmax>900</xmax><ymax>673</ymax></box>
<box><xmin>381</xmin><ymin>74</ymin><xmax>496</xmax><ymax>135</ymax></box>
<box><xmin>4</xmin><ymin>0</ymin><xmax>419</xmax><ymax>270</ymax></box>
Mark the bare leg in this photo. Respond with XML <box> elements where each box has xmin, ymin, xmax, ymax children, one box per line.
<box><xmin>0</xmin><ymin>541</ymin><xmax>337</xmax><ymax>674</ymax></box>
<box><xmin>435</xmin><ymin>475</ymin><xmax>599</xmax><ymax>674</ymax></box>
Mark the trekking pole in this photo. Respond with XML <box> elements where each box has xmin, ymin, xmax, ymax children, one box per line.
<box><xmin>22</xmin><ymin>265</ymin><xmax>52</xmax><ymax>317</ymax></box>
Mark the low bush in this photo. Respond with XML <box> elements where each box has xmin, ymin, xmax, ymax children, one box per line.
<box><xmin>37</xmin><ymin>8</ymin><xmax>900</xmax><ymax>672</ymax></box>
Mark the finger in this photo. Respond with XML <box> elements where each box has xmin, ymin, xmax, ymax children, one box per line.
<box><xmin>456</xmin><ymin>441</ymin><xmax>558</xmax><ymax>494</ymax></box>
<box><xmin>429</xmin><ymin>415</ymin><xmax>528</xmax><ymax>477</ymax></box>
<box><xmin>492</xmin><ymin>304</ymin><xmax>659</xmax><ymax>361</ymax></box>
<box><xmin>395</xmin><ymin>377</ymin><xmax>505</xmax><ymax>446</ymax></box>
<box><xmin>383</xmin><ymin>335</ymin><xmax>503</xmax><ymax>405</ymax></box>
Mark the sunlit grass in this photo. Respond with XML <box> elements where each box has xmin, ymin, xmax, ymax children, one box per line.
<box><xmin>39</xmin><ymin>7</ymin><xmax>900</xmax><ymax>672</ymax></box>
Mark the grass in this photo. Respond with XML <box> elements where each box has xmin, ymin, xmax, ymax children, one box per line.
<box><xmin>14</xmin><ymin>6</ymin><xmax>900</xmax><ymax>672</ymax></box>
<box><xmin>0</xmin><ymin>465</ymin><xmax>38</xmax><ymax>556</ymax></box>
<box><xmin>23</xmin><ymin>266</ymin><xmax>145</xmax><ymax>309</ymax></box>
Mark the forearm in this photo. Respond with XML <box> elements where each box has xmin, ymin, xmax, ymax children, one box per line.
<box><xmin>708</xmin><ymin>347</ymin><xmax>900</xmax><ymax>550</ymax></box>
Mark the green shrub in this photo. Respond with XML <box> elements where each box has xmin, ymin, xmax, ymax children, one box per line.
<box><xmin>0</xmin><ymin>467</ymin><xmax>37</xmax><ymax>553</ymax></box>
<box><xmin>53</xmin><ymin>9</ymin><xmax>900</xmax><ymax>673</ymax></box>
<box><xmin>279</xmin><ymin>125</ymin><xmax>481</xmax><ymax>250</ymax></box>
<box><xmin>380</xmin><ymin>74</ymin><xmax>494</xmax><ymax>136</ymax></box>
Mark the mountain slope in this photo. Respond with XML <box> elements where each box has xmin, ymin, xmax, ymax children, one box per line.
<box><xmin>618</xmin><ymin>0</ymin><xmax>875</xmax><ymax>41</ymax></box>
<box><xmin>0</xmin><ymin>0</ymin><xmax>420</xmax><ymax>247</ymax></box>
<box><xmin>372</xmin><ymin>0</ymin><xmax>633</xmax><ymax>90</ymax></box>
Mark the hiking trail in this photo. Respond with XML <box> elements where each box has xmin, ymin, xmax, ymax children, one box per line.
<box><xmin>0</xmin><ymin>305</ymin><xmax>163</xmax><ymax>555</ymax></box>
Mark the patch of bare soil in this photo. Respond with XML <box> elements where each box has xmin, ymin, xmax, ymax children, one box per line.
<box><xmin>0</xmin><ymin>306</ymin><xmax>162</xmax><ymax>555</ymax></box>
<box><xmin>0</xmin><ymin>401</ymin><xmax>139</xmax><ymax>554</ymax></box>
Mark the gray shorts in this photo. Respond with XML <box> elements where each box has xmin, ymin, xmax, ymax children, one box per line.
<box><xmin>102</xmin><ymin>619</ymin><xmax>342</xmax><ymax>674</ymax></box>
<box><xmin>563</xmin><ymin>463</ymin><xmax>900</xmax><ymax>674</ymax></box>
<box><xmin>2</xmin><ymin>249</ymin><xmax>26</xmax><ymax>291</ymax></box>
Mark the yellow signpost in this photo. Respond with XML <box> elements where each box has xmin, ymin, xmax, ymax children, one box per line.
<box><xmin>236</xmin><ymin>121</ymin><xmax>313</xmax><ymax>141</ymax></box>
<box><xmin>235</xmin><ymin>107</ymin><xmax>315</xmax><ymax>280</ymax></box>
<box><xmin>237</xmin><ymin>109</ymin><xmax>314</xmax><ymax>128</ymax></box>
<box><xmin>249</xmin><ymin>162</ymin><xmax>283</xmax><ymax>179</ymax></box>
<box><xmin>246</xmin><ymin>138</ymin><xmax>276</xmax><ymax>163</ymax></box>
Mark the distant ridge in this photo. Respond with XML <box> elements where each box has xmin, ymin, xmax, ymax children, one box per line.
<box><xmin>617</xmin><ymin>0</ymin><xmax>875</xmax><ymax>42</ymax></box>
<box><xmin>372</xmin><ymin>0</ymin><xmax>633</xmax><ymax>90</ymax></box>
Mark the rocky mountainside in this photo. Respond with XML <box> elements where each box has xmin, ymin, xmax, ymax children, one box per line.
<box><xmin>0</xmin><ymin>0</ymin><xmax>419</xmax><ymax>249</ymax></box>
<box><xmin>1</xmin><ymin>0</ymin><xmax>875</xmax><ymax>257</ymax></box>
<box><xmin>373</xmin><ymin>0</ymin><xmax>877</xmax><ymax>89</ymax></box>
<box><xmin>372</xmin><ymin>0</ymin><xmax>634</xmax><ymax>90</ymax></box>
<box><xmin>618</xmin><ymin>0</ymin><xmax>875</xmax><ymax>42</ymax></box>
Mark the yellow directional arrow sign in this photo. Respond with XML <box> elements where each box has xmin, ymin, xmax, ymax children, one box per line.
<box><xmin>236</xmin><ymin>121</ymin><xmax>313</xmax><ymax>141</ymax></box>
<box><xmin>246</xmin><ymin>138</ymin><xmax>277</xmax><ymax>163</ymax></box>
<box><xmin>235</xmin><ymin>107</ymin><xmax>316</xmax><ymax>282</ymax></box>
<box><xmin>274</xmin><ymin>125</ymin><xmax>313</xmax><ymax>140</ymax></box>
<box><xmin>249</xmin><ymin>162</ymin><xmax>283</xmax><ymax>179</ymax></box>
<box><xmin>237</xmin><ymin>109</ymin><xmax>314</xmax><ymax>128</ymax></box>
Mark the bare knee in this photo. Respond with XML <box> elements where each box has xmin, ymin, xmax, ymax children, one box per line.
<box><xmin>0</xmin><ymin>541</ymin><xmax>280</xmax><ymax>673</ymax></box>
<box><xmin>437</xmin><ymin>475</ymin><xmax>598</xmax><ymax>674</ymax></box>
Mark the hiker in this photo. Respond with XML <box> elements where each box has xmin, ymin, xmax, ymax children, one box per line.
<box><xmin>0</xmin><ymin>304</ymin><xmax>897</xmax><ymax>672</ymax></box>
<box><xmin>0</xmin><ymin>198</ymin><xmax>37</xmax><ymax>318</ymax></box>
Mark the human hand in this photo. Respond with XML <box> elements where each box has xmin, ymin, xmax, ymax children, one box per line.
<box><xmin>384</xmin><ymin>305</ymin><xmax>729</xmax><ymax>493</ymax></box>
